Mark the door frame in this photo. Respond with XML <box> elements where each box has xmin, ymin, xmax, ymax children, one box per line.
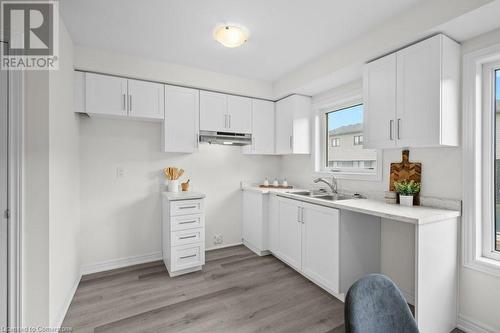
<box><xmin>1</xmin><ymin>39</ymin><xmax>24</xmax><ymax>330</ymax></box>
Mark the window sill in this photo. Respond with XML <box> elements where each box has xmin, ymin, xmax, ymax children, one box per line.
<box><xmin>465</xmin><ymin>256</ymin><xmax>500</xmax><ymax>278</ymax></box>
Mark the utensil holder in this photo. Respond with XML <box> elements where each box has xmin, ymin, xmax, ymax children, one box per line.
<box><xmin>167</xmin><ymin>180</ymin><xmax>179</xmax><ymax>192</ymax></box>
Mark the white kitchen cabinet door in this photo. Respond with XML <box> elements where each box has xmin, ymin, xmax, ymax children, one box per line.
<box><xmin>127</xmin><ymin>79</ymin><xmax>164</xmax><ymax>120</ymax></box>
<box><xmin>242</xmin><ymin>190</ymin><xmax>265</xmax><ymax>253</ymax></box>
<box><xmin>164</xmin><ymin>85</ymin><xmax>199</xmax><ymax>153</ymax></box>
<box><xmin>243</xmin><ymin>99</ymin><xmax>275</xmax><ymax>155</ymax></box>
<box><xmin>363</xmin><ymin>53</ymin><xmax>397</xmax><ymax>149</ymax></box>
<box><xmin>85</xmin><ymin>73</ymin><xmax>128</xmax><ymax>117</ymax></box>
<box><xmin>275</xmin><ymin>95</ymin><xmax>311</xmax><ymax>154</ymax></box>
<box><xmin>277</xmin><ymin>198</ymin><xmax>302</xmax><ymax>270</ymax></box>
<box><xmin>396</xmin><ymin>34</ymin><xmax>459</xmax><ymax>147</ymax></box>
<box><xmin>200</xmin><ymin>91</ymin><xmax>227</xmax><ymax>132</ymax></box>
<box><xmin>268</xmin><ymin>194</ymin><xmax>279</xmax><ymax>253</ymax></box>
<box><xmin>275</xmin><ymin>97</ymin><xmax>293</xmax><ymax>154</ymax></box>
<box><xmin>227</xmin><ymin>95</ymin><xmax>252</xmax><ymax>133</ymax></box>
<box><xmin>301</xmin><ymin>204</ymin><xmax>340</xmax><ymax>294</ymax></box>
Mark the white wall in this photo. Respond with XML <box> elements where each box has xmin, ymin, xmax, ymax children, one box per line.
<box><xmin>75</xmin><ymin>46</ymin><xmax>274</xmax><ymax>100</ymax></box>
<box><xmin>48</xmin><ymin>21</ymin><xmax>80</xmax><ymax>327</ymax></box>
<box><xmin>79</xmin><ymin>118</ymin><xmax>280</xmax><ymax>267</ymax></box>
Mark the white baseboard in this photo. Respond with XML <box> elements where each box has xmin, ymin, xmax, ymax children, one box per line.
<box><xmin>457</xmin><ymin>314</ymin><xmax>497</xmax><ymax>333</ymax></box>
<box><xmin>53</xmin><ymin>273</ymin><xmax>82</xmax><ymax>330</ymax></box>
<box><xmin>206</xmin><ymin>242</ymin><xmax>243</xmax><ymax>251</ymax></box>
<box><xmin>80</xmin><ymin>252</ymin><xmax>162</xmax><ymax>275</ymax></box>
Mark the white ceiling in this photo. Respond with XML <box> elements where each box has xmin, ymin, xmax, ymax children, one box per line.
<box><xmin>60</xmin><ymin>0</ymin><xmax>423</xmax><ymax>82</ymax></box>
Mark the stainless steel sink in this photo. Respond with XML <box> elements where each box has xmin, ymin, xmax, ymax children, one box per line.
<box><xmin>313</xmin><ymin>194</ymin><xmax>351</xmax><ymax>201</ymax></box>
<box><xmin>290</xmin><ymin>191</ymin><xmax>312</xmax><ymax>196</ymax></box>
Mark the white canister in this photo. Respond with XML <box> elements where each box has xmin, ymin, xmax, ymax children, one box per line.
<box><xmin>167</xmin><ymin>179</ymin><xmax>179</xmax><ymax>192</ymax></box>
<box><xmin>399</xmin><ymin>195</ymin><xmax>414</xmax><ymax>207</ymax></box>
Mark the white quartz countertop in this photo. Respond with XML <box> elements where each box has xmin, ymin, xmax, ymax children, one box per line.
<box><xmin>276</xmin><ymin>192</ymin><xmax>461</xmax><ymax>225</ymax></box>
<box><xmin>162</xmin><ymin>191</ymin><xmax>205</xmax><ymax>201</ymax></box>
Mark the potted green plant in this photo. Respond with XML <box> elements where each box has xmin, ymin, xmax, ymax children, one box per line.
<box><xmin>393</xmin><ymin>180</ymin><xmax>421</xmax><ymax>207</ymax></box>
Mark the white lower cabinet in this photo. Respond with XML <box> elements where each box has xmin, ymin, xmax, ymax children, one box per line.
<box><xmin>162</xmin><ymin>194</ymin><xmax>205</xmax><ymax>277</ymax></box>
<box><xmin>242</xmin><ymin>190</ymin><xmax>269</xmax><ymax>255</ymax></box>
<box><xmin>274</xmin><ymin>196</ymin><xmax>380</xmax><ymax>296</ymax></box>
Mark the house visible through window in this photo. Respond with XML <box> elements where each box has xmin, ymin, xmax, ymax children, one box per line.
<box><xmin>326</xmin><ymin>104</ymin><xmax>377</xmax><ymax>173</ymax></box>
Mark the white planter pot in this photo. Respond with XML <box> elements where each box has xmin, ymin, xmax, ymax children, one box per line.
<box><xmin>399</xmin><ymin>195</ymin><xmax>414</xmax><ymax>207</ymax></box>
<box><xmin>167</xmin><ymin>179</ymin><xmax>179</xmax><ymax>193</ymax></box>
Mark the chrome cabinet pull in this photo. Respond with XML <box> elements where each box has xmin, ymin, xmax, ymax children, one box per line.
<box><xmin>397</xmin><ymin>118</ymin><xmax>401</xmax><ymax>140</ymax></box>
<box><xmin>122</xmin><ymin>94</ymin><xmax>126</xmax><ymax>110</ymax></box>
<box><xmin>224</xmin><ymin>114</ymin><xmax>227</xmax><ymax>128</ymax></box>
<box><xmin>389</xmin><ymin>120</ymin><xmax>394</xmax><ymax>140</ymax></box>
<box><xmin>180</xmin><ymin>235</ymin><xmax>197</xmax><ymax>240</ymax></box>
<box><xmin>180</xmin><ymin>254</ymin><xmax>197</xmax><ymax>259</ymax></box>
<box><xmin>289</xmin><ymin>135</ymin><xmax>293</xmax><ymax>150</ymax></box>
<box><xmin>179</xmin><ymin>220</ymin><xmax>197</xmax><ymax>224</ymax></box>
<box><xmin>229</xmin><ymin>114</ymin><xmax>231</xmax><ymax>128</ymax></box>
<box><xmin>129</xmin><ymin>94</ymin><xmax>132</xmax><ymax>112</ymax></box>
<box><xmin>301</xmin><ymin>208</ymin><xmax>305</xmax><ymax>224</ymax></box>
<box><xmin>179</xmin><ymin>205</ymin><xmax>197</xmax><ymax>210</ymax></box>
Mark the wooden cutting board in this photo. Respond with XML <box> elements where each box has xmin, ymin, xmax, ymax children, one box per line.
<box><xmin>390</xmin><ymin>150</ymin><xmax>422</xmax><ymax>205</ymax></box>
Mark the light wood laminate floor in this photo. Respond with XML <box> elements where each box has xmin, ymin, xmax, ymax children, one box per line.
<box><xmin>63</xmin><ymin>245</ymin><xmax>464</xmax><ymax>333</ymax></box>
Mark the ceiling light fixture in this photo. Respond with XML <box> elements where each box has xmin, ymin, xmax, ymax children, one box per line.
<box><xmin>213</xmin><ymin>25</ymin><xmax>249</xmax><ymax>48</ymax></box>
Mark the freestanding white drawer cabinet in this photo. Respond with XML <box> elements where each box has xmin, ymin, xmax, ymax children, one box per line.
<box><xmin>162</xmin><ymin>192</ymin><xmax>205</xmax><ymax>277</ymax></box>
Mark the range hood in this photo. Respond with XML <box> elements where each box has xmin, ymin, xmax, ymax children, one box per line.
<box><xmin>199</xmin><ymin>130</ymin><xmax>252</xmax><ymax>146</ymax></box>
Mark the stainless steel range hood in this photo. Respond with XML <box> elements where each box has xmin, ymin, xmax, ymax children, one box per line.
<box><xmin>199</xmin><ymin>130</ymin><xmax>252</xmax><ymax>146</ymax></box>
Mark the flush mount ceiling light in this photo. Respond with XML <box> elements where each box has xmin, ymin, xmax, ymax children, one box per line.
<box><xmin>213</xmin><ymin>25</ymin><xmax>249</xmax><ymax>48</ymax></box>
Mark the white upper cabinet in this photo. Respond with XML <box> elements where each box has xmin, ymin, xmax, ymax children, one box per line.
<box><xmin>243</xmin><ymin>99</ymin><xmax>275</xmax><ymax>155</ymax></box>
<box><xmin>363</xmin><ymin>34</ymin><xmax>460</xmax><ymax>149</ymax></box>
<box><xmin>227</xmin><ymin>95</ymin><xmax>252</xmax><ymax>133</ymax></box>
<box><xmin>199</xmin><ymin>91</ymin><xmax>252</xmax><ymax>133</ymax></box>
<box><xmin>127</xmin><ymin>79</ymin><xmax>164</xmax><ymax>120</ymax></box>
<box><xmin>275</xmin><ymin>95</ymin><xmax>311</xmax><ymax>154</ymax></box>
<box><xmin>164</xmin><ymin>85</ymin><xmax>199</xmax><ymax>153</ymax></box>
<box><xmin>199</xmin><ymin>91</ymin><xmax>227</xmax><ymax>132</ymax></box>
<box><xmin>363</xmin><ymin>54</ymin><xmax>397</xmax><ymax>149</ymax></box>
<box><xmin>85</xmin><ymin>72</ymin><xmax>128</xmax><ymax>117</ymax></box>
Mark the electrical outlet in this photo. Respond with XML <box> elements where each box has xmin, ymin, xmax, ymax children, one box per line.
<box><xmin>214</xmin><ymin>234</ymin><xmax>223</xmax><ymax>245</ymax></box>
<box><xmin>116</xmin><ymin>166</ymin><xmax>125</xmax><ymax>178</ymax></box>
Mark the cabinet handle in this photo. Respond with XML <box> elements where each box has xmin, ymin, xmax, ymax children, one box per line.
<box><xmin>129</xmin><ymin>94</ymin><xmax>132</xmax><ymax>112</ymax></box>
<box><xmin>122</xmin><ymin>94</ymin><xmax>126</xmax><ymax>110</ymax></box>
<box><xmin>301</xmin><ymin>208</ymin><xmax>304</xmax><ymax>224</ymax></box>
<box><xmin>179</xmin><ymin>235</ymin><xmax>197</xmax><ymax>240</ymax></box>
<box><xmin>180</xmin><ymin>254</ymin><xmax>197</xmax><ymax>260</ymax></box>
<box><xmin>389</xmin><ymin>120</ymin><xmax>394</xmax><ymax>140</ymax></box>
<box><xmin>195</xmin><ymin>132</ymin><xmax>199</xmax><ymax>148</ymax></box>
<box><xmin>397</xmin><ymin>118</ymin><xmax>401</xmax><ymax>140</ymax></box>
<box><xmin>179</xmin><ymin>205</ymin><xmax>197</xmax><ymax>210</ymax></box>
<box><xmin>224</xmin><ymin>115</ymin><xmax>227</xmax><ymax>128</ymax></box>
<box><xmin>179</xmin><ymin>220</ymin><xmax>197</xmax><ymax>225</ymax></box>
<box><xmin>289</xmin><ymin>135</ymin><xmax>293</xmax><ymax>150</ymax></box>
<box><xmin>229</xmin><ymin>114</ymin><xmax>231</xmax><ymax>128</ymax></box>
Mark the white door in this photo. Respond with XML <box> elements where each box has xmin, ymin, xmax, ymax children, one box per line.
<box><xmin>275</xmin><ymin>98</ymin><xmax>293</xmax><ymax>154</ymax></box>
<box><xmin>242</xmin><ymin>191</ymin><xmax>263</xmax><ymax>250</ymax></box>
<box><xmin>396</xmin><ymin>35</ymin><xmax>441</xmax><ymax>147</ymax></box>
<box><xmin>277</xmin><ymin>198</ymin><xmax>302</xmax><ymax>270</ymax></box>
<box><xmin>127</xmin><ymin>79</ymin><xmax>164</xmax><ymax>120</ymax></box>
<box><xmin>301</xmin><ymin>204</ymin><xmax>340</xmax><ymax>293</ymax></box>
<box><xmin>164</xmin><ymin>85</ymin><xmax>199</xmax><ymax>153</ymax></box>
<box><xmin>363</xmin><ymin>53</ymin><xmax>397</xmax><ymax>149</ymax></box>
<box><xmin>85</xmin><ymin>73</ymin><xmax>128</xmax><ymax>117</ymax></box>
<box><xmin>0</xmin><ymin>50</ymin><xmax>8</xmax><ymax>328</ymax></box>
<box><xmin>243</xmin><ymin>99</ymin><xmax>275</xmax><ymax>154</ymax></box>
<box><xmin>227</xmin><ymin>95</ymin><xmax>252</xmax><ymax>133</ymax></box>
<box><xmin>199</xmin><ymin>91</ymin><xmax>227</xmax><ymax>132</ymax></box>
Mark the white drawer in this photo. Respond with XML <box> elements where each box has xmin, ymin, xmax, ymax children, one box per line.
<box><xmin>171</xmin><ymin>214</ymin><xmax>204</xmax><ymax>231</ymax></box>
<box><xmin>172</xmin><ymin>243</ymin><xmax>205</xmax><ymax>271</ymax></box>
<box><xmin>170</xmin><ymin>199</ymin><xmax>203</xmax><ymax>216</ymax></box>
<box><xmin>171</xmin><ymin>228</ymin><xmax>204</xmax><ymax>246</ymax></box>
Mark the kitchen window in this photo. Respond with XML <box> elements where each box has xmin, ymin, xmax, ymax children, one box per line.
<box><xmin>463</xmin><ymin>44</ymin><xmax>500</xmax><ymax>276</ymax></box>
<box><xmin>325</xmin><ymin>104</ymin><xmax>377</xmax><ymax>173</ymax></box>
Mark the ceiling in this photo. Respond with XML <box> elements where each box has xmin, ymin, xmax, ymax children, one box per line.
<box><xmin>60</xmin><ymin>0</ymin><xmax>424</xmax><ymax>82</ymax></box>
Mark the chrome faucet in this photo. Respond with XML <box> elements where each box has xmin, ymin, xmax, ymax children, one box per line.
<box><xmin>313</xmin><ymin>176</ymin><xmax>338</xmax><ymax>193</ymax></box>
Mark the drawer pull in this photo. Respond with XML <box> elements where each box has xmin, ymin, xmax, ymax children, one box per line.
<box><xmin>179</xmin><ymin>220</ymin><xmax>197</xmax><ymax>224</ymax></box>
<box><xmin>179</xmin><ymin>235</ymin><xmax>197</xmax><ymax>240</ymax></box>
<box><xmin>179</xmin><ymin>205</ymin><xmax>197</xmax><ymax>209</ymax></box>
<box><xmin>180</xmin><ymin>254</ymin><xmax>197</xmax><ymax>260</ymax></box>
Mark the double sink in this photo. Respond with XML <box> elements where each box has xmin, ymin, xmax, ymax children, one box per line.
<box><xmin>287</xmin><ymin>190</ymin><xmax>353</xmax><ymax>202</ymax></box>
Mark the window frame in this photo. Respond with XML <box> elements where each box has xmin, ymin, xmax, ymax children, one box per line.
<box><xmin>312</xmin><ymin>92</ymin><xmax>382</xmax><ymax>181</ymax></box>
<box><xmin>463</xmin><ymin>43</ymin><xmax>500</xmax><ymax>277</ymax></box>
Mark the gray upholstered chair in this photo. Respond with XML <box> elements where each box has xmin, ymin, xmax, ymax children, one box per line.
<box><xmin>344</xmin><ymin>274</ymin><xmax>419</xmax><ymax>333</ymax></box>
